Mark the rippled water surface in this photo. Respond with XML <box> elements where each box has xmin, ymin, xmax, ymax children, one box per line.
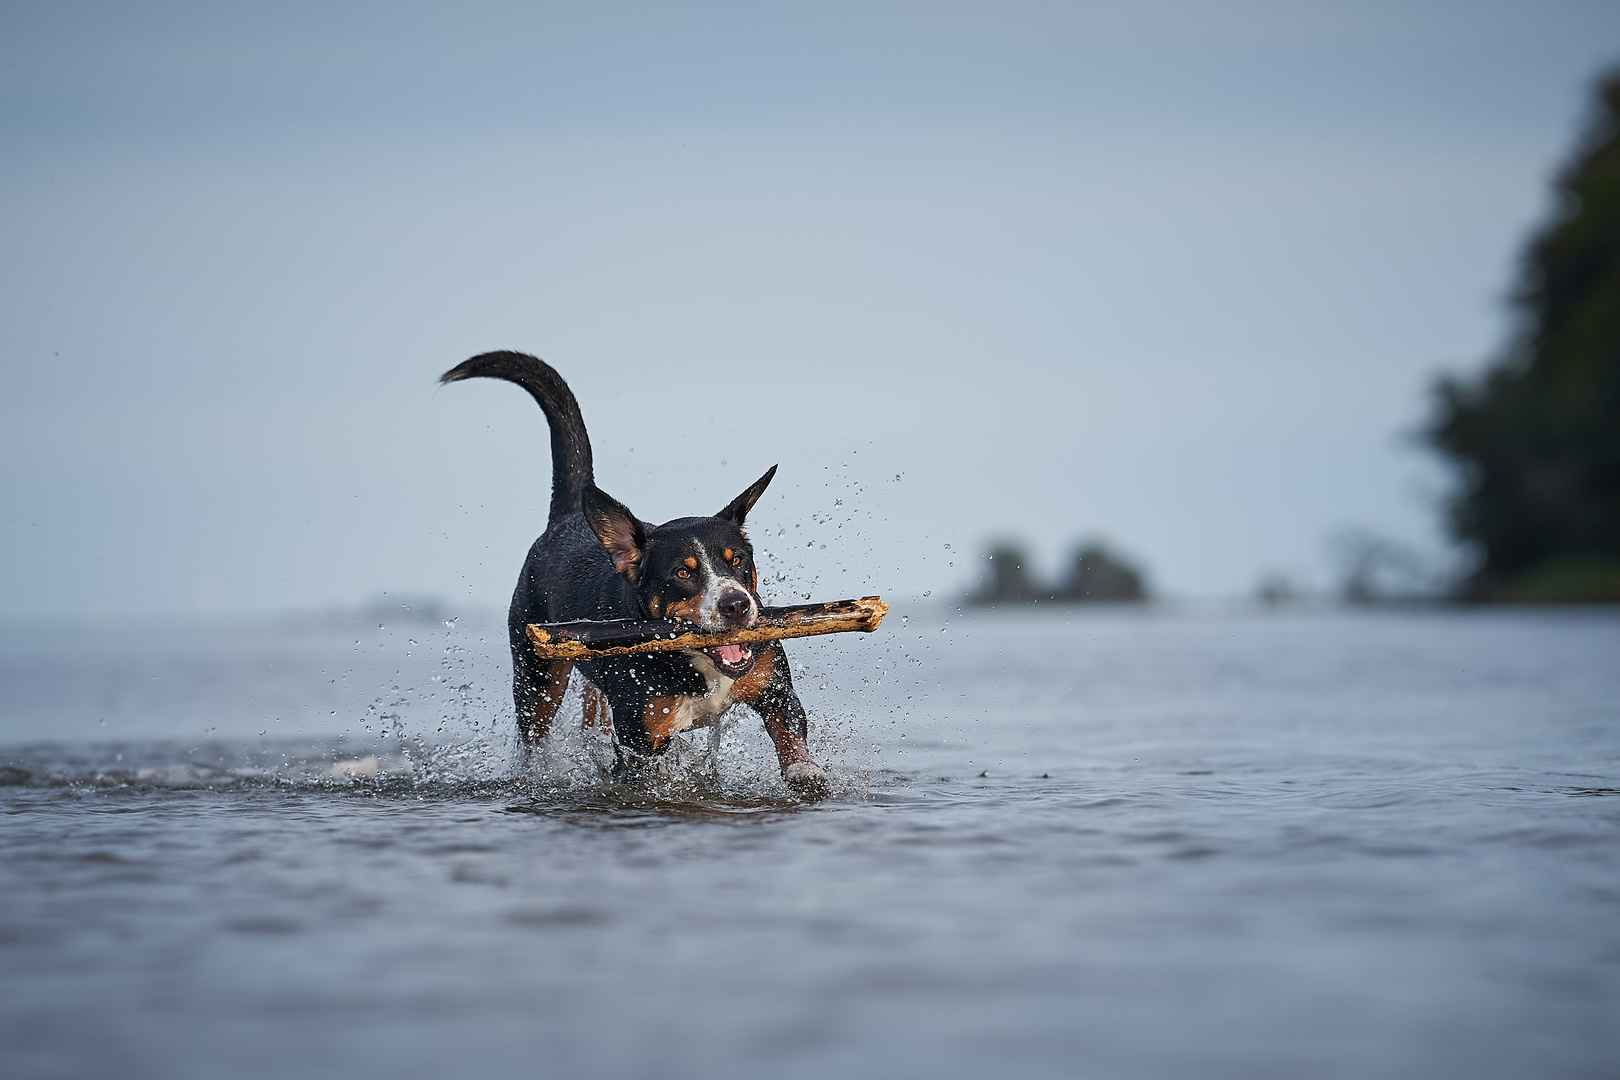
<box><xmin>3</xmin><ymin>606</ymin><xmax>1618</xmax><ymax>1079</ymax></box>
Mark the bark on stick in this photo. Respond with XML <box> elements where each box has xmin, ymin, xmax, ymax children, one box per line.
<box><xmin>526</xmin><ymin>596</ymin><xmax>889</xmax><ymax>661</ymax></box>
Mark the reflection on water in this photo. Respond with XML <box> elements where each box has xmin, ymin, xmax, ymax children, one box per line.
<box><xmin>2</xmin><ymin>606</ymin><xmax>1618</xmax><ymax>1079</ymax></box>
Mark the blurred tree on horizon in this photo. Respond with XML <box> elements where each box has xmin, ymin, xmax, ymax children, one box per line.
<box><xmin>1428</xmin><ymin>66</ymin><xmax>1620</xmax><ymax>601</ymax></box>
<box><xmin>967</xmin><ymin>540</ymin><xmax>1148</xmax><ymax>604</ymax></box>
<box><xmin>1055</xmin><ymin>543</ymin><xmax>1147</xmax><ymax>602</ymax></box>
<box><xmin>971</xmin><ymin>543</ymin><xmax>1038</xmax><ymax>604</ymax></box>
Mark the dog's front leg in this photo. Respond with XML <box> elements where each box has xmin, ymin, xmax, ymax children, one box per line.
<box><xmin>732</xmin><ymin>641</ymin><xmax>828</xmax><ymax>792</ymax></box>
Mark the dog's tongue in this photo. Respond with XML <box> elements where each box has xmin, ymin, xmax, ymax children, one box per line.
<box><xmin>715</xmin><ymin>644</ymin><xmax>748</xmax><ymax>666</ymax></box>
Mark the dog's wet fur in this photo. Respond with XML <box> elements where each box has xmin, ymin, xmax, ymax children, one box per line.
<box><xmin>440</xmin><ymin>351</ymin><xmax>827</xmax><ymax>790</ymax></box>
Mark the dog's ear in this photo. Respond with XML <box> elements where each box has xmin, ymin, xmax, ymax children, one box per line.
<box><xmin>718</xmin><ymin>465</ymin><xmax>777</xmax><ymax>526</ymax></box>
<box><xmin>582</xmin><ymin>485</ymin><xmax>647</xmax><ymax>580</ymax></box>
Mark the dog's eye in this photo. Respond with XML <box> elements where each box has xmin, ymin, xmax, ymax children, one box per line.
<box><xmin>731</xmin><ymin>556</ymin><xmax>743</xmax><ymax>567</ymax></box>
<box><xmin>675</xmin><ymin>568</ymin><xmax>689</xmax><ymax>579</ymax></box>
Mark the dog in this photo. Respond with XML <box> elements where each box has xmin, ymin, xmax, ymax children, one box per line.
<box><xmin>440</xmin><ymin>351</ymin><xmax>828</xmax><ymax>789</ymax></box>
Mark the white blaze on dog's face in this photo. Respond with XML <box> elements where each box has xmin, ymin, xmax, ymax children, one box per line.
<box><xmin>693</xmin><ymin>546</ymin><xmax>757</xmax><ymax>631</ymax></box>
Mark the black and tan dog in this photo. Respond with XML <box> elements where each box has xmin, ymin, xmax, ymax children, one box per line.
<box><xmin>441</xmin><ymin>351</ymin><xmax>827</xmax><ymax>789</ymax></box>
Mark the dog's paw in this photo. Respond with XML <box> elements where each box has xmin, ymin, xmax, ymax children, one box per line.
<box><xmin>783</xmin><ymin>760</ymin><xmax>830</xmax><ymax>795</ymax></box>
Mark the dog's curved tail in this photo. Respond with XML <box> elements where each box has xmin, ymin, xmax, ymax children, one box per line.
<box><xmin>440</xmin><ymin>351</ymin><xmax>594</xmax><ymax>525</ymax></box>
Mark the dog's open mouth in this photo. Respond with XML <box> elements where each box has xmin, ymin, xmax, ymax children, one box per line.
<box><xmin>702</xmin><ymin>643</ymin><xmax>756</xmax><ymax>677</ymax></box>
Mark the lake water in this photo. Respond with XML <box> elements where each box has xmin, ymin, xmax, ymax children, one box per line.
<box><xmin>2</xmin><ymin>604</ymin><xmax>1618</xmax><ymax>1079</ymax></box>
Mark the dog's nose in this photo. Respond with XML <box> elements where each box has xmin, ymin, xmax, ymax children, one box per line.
<box><xmin>720</xmin><ymin>593</ymin><xmax>753</xmax><ymax>623</ymax></box>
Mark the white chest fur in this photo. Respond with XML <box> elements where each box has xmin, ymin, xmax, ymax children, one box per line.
<box><xmin>663</xmin><ymin>651</ymin><xmax>738</xmax><ymax>734</ymax></box>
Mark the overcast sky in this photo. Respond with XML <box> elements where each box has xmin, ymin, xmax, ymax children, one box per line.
<box><xmin>3</xmin><ymin>1</ymin><xmax>1618</xmax><ymax>616</ymax></box>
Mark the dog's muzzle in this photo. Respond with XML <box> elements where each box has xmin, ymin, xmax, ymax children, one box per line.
<box><xmin>696</xmin><ymin>589</ymin><xmax>758</xmax><ymax>676</ymax></box>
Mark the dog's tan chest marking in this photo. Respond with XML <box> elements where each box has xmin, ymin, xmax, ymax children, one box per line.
<box><xmin>640</xmin><ymin>651</ymin><xmax>741</xmax><ymax>750</ymax></box>
<box><xmin>727</xmin><ymin>647</ymin><xmax>775</xmax><ymax>704</ymax></box>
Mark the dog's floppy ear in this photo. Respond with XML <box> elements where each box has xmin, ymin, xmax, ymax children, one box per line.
<box><xmin>582</xmin><ymin>485</ymin><xmax>648</xmax><ymax>580</ymax></box>
<box><xmin>718</xmin><ymin>465</ymin><xmax>777</xmax><ymax>526</ymax></box>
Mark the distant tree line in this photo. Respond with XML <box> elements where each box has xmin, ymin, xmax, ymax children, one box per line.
<box><xmin>1427</xmin><ymin>68</ymin><xmax>1620</xmax><ymax>601</ymax></box>
<box><xmin>967</xmin><ymin>542</ymin><xmax>1147</xmax><ymax>605</ymax></box>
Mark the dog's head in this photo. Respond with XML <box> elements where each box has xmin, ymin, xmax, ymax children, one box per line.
<box><xmin>582</xmin><ymin>466</ymin><xmax>776</xmax><ymax>678</ymax></box>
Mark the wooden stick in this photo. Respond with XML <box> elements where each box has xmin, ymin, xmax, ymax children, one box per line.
<box><xmin>526</xmin><ymin>596</ymin><xmax>889</xmax><ymax>660</ymax></box>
